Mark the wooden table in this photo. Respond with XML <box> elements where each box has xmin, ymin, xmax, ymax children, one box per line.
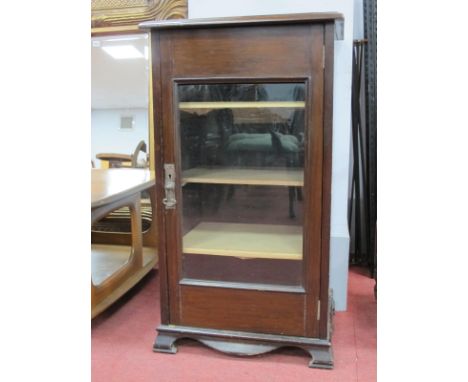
<box><xmin>95</xmin><ymin>153</ymin><xmax>133</xmax><ymax>168</ymax></box>
<box><xmin>91</xmin><ymin>169</ymin><xmax>157</xmax><ymax>318</ymax></box>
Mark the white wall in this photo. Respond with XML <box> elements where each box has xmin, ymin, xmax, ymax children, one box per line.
<box><xmin>189</xmin><ymin>0</ymin><xmax>353</xmax><ymax>310</ymax></box>
<box><xmin>353</xmin><ymin>0</ymin><xmax>364</xmax><ymax>39</ymax></box>
<box><xmin>91</xmin><ymin>108</ymin><xmax>149</xmax><ymax>167</ymax></box>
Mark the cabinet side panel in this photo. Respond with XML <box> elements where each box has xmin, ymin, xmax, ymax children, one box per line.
<box><xmin>151</xmin><ymin>31</ymin><xmax>170</xmax><ymax>324</ymax></box>
<box><xmin>302</xmin><ymin>25</ymin><xmax>325</xmax><ymax>338</ymax></box>
<box><xmin>319</xmin><ymin>22</ymin><xmax>335</xmax><ymax>339</ymax></box>
<box><xmin>166</xmin><ymin>25</ymin><xmax>312</xmax><ymax>78</ymax></box>
<box><xmin>180</xmin><ymin>286</ymin><xmax>306</xmax><ymax>336</ymax></box>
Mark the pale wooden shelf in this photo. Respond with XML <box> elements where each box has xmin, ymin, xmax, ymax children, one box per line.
<box><xmin>180</xmin><ymin>105</ymin><xmax>295</xmax><ymax>122</ymax></box>
<box><xmin>182</xmin><ymin>167</ymin><xmax>303</xmax><ymax>187</ymax></box>
<box><xmin>179</xmin><ymin>101</ymin><xmax>305</xmax><ymax>109</ymax></box>
<box><xmin>91</xmin><ymin>244</ymin><xmax>157</xmax><ymax>285</ymax></box>
<box><xmin>183</xmin><ymin>222</ymin><xmax>303</xmax><ymax>260</ymax></box>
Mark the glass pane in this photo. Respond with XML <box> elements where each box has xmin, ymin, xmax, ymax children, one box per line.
<box><xmin>91</xmin><ymin>33</ymin><xmax>150</xmax><ymax>169</ymax></box>
<box><xmin>178</xmin><ymin>83</ymin><xmax>305</xmax><ymax>288</ymax></box>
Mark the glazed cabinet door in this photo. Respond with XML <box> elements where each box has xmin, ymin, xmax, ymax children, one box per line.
<box><xmin>155</xmin><ymin>24</ymin><xmax>325</xmax><ymax>338</ymax></box>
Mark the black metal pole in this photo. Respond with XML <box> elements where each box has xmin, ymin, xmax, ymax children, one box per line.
<box><xmin>351</xmin><ymin>42</ymin><xmax>362</xmax><ymax>263</ymax></box>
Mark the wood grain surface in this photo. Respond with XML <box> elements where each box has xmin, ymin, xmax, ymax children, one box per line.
<box><xmin>91</xmin><ymin>169</ymin><xmax>155</xmax><ymax>208</ymax></box>
<box><xmin>182</xmin><ymin>222</ymin><xmax>303</xmax><ymax>260</ymax></box>
<box><xmin>140</xmin><ymin>12</ymin><xmax>343</xmax><ymax>30</ymax></box>
<box><xmin>182</xmin><ymin>167</ymin><xmax>303</xmax><ymax>187</ymax></box>
<box><xmin>179</xmin><ymin>101</ymin><xmax>305</xmax><ymax>109</ymax></box>
<box><xmin>180</xmin><ymin>286</ymin><xmax>306</xmax><ymax>336</ymax></box>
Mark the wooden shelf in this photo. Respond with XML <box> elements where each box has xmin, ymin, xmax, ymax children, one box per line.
<box><xmin>182</xmin><ymin>167</ymin><xmax>303</xmax><ymax>187</ymax></box>
<box><xmin>183</xmin><ymin>222</ymin><xmax>303</xmax><ymax>260</ymax></box>
<box><xmin>181</xmin><ymin>106</ymin><xmax>295</xmax><ymax>122</ymax></box>
<box><xmin>91</xmin><ymin>244</ymin><xmax>157</xmax><ymax>285</ymax></box>
<box><xmin>179</xmin><ymin>101</ymin><xmax>305</xmax><ymax>109</ymax></box>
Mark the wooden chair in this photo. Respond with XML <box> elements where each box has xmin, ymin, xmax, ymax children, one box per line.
<box><xmin>96</xmin><ymin>140</ymin><xmax>148</xmax><ymax>169</ymax></box>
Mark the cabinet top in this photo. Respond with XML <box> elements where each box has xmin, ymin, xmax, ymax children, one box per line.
<box><xmin>139</xmin><ymin>12</ymin><xmax>344</xmax><ymax>31</ymax></box>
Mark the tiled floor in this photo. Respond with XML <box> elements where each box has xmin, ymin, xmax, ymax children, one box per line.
<box><xmin>92</xmin><ymin>266</ymin><xmax>376</xmax><ymax>382</ymax></box>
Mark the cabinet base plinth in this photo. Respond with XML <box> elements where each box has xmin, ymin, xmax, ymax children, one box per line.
<box><xmin>153</xmin><ymin>333</ymin><xmax>178</xmax><ymax>354</ymax></box>
<box><xmin>153</xmin><ymin>325</ymin><xmax>333</xmax><ymax>369</ymax></box>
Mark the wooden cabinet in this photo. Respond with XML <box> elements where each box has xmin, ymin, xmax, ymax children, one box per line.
<box><xmin>141</xmin><ymin>13</ymin><xmax>343</xmax><ymax>369</ymax></box>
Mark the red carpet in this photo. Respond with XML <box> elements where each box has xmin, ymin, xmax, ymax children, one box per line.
<box><xmin>92</xmin><ymin>266</ymin><xmax>376</xmax><ymax>381</ymax></box>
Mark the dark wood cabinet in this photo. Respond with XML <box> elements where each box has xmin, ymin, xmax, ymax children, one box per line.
<box><xmin>141</xmin><ymin>12</ymin><xmax>343</xmax><ymax>369</ymax></box>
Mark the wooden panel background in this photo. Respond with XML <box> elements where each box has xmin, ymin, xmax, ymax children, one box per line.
<box><xmin>166</xmin><ymin>25</ymin><xmax>313</xmax><ymax>78</ymax></box>
<box><xmin>91</xmin><ymin>0</ymin><xmax>187</xmax><ymax>30</ymax></box>
<box><xmin>180</xmin><ymin>286</ymin><xmax>306</xmax><ymax>336</ymax></box>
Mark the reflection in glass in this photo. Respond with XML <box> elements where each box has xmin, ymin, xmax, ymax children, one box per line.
<box><xmin>178</xmin><ymin>83</ymin><xmax>306</xmax><ymax>287</ymax></box>
<box><xmin>91</xmin><ymin>33</ymin><xmax>150</xmax><ymax>169</ymax></box>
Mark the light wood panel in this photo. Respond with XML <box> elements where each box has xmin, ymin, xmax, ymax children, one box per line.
<box><xmin>96</xmin><ymin>153</ymin><xmax>132</xmax><ymax>161</ymax></box>
<box><xmin>91</xmin><ymin>245</ymin><xmax>158</xmax><ymax>318</ymax></box>
<box><xmin>182</xmin><ymin>167</ymin><xmax>303</xmax><ymax>187</ymax></box>
<box><xmin>179</xmin><ymin>101</ymin><xmax>305</xmax><ymax>109</ymax></box>
<box><xmin>180</xmin><ymin>106</ymin><xmax>293</xmax><ymax>123</ymax></box>
<box><xmin>91</xmin><ymin>244</ymin><xmax>156</xmax><ymax>285</ymax></box>
<box><xmin>183</xmin><ymin>222</ymin><xmax>303</xmax><ymax>260</ymax></box>
<box><xmin>91</xmin><ymin>0</ymin><xmax>187</xmax><ymax>31</ymax></box>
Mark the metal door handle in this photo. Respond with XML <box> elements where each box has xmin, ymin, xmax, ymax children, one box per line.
<box><xmin>162</xmin><ymin>164</ymin><xmax>176</xmax><ymax>209</ymax></box>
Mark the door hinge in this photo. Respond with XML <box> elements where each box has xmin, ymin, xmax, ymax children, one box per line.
<box><xmin>317</xmin><ymin>300</ymin><xmax>321</xmax><ymax>320</ymax></box>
